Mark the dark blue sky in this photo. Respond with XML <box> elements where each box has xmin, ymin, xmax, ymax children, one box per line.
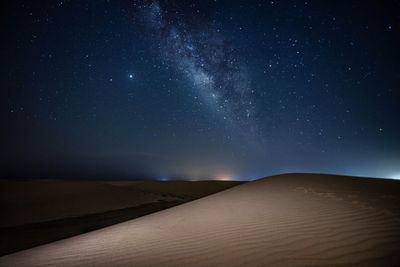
<box><xmin>2</xmin><ymin>0</ymin><xmax>400</xmax><ymax>180</ymax></box>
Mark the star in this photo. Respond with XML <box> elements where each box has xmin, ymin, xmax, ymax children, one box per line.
<box><xmin>128</xmin><ymin>74</ymin><xmax>134</xmax><ymax>79</ymax></box>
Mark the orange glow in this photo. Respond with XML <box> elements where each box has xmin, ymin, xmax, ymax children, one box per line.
<box><xmin>216</xmin><ymin>174</ymin><xmax>232</xmax><ymax>181</ymax></box>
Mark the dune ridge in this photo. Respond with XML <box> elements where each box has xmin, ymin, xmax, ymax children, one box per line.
<box><xmin>0</xmin><ymin>180</ymin><xmax>241</xmax><ymax>256</ymax></box>
<box><xmin>1</xmin><ymin>173</ymin><xmax>399</xmax><ymax>266</ymax></box>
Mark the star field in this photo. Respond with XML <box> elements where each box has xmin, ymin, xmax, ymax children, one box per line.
<box><xmin>1</xmin><ymin>0</ymin><xmax>400</xmax><ymax>180</ymax></box>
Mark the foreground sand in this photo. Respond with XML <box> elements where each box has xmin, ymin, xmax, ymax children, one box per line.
<box><xmin>1</xmin><ymin>174</ymin><xmax>399</xmax><ymax>266</ymax></box>
<box><xmin>0</xmin><ymin>180</ymin><xmax>240</xmax><ymax>255</ymax></box>
<box><xmin>0</xmin><ymin>180</ymin><xmax>241</xmax><ymax>227</ymax></box>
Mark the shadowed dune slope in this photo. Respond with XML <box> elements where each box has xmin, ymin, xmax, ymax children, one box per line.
<box><xmin>0</xmin><ymin>180</ymin><xmax>242</xmax><ymax>227</ymax></box>
<box><xmin>0</xmin><ymin>180</ymin><xmax>241</xmax><ymax>255</ymax></box>
<box><xmin>0</xmin><ymin>180</ymin><xmax>162</xmax><ymax>227</ymax></box>
<box><xmin>118</xmin><ymin>180</ymin><xmax>243</xmax><ymax>199</ymax></box>
<box><xmin>1</xmin><ymin>173</ymin><xmax>400</xmax><ymax>266</ymax></box>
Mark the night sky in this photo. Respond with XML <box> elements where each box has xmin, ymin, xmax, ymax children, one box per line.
<box><xmin>2</xmin><ymin>0</ymin><xmax>400</xmax><ymax>181</ymax></box>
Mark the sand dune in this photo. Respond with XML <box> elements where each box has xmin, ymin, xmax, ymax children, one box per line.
<box><xmin>0</xmin><ymin>180</ymin><xmax>162</xmax><ymax>227</ymax></box>
<box><xmin>0</xmin><ymin>180</ymin><xmax>241</xmax><ymax>227</ymax></box>
<box><xmin>118</xmin><ymin>180</ymin><xmax>243</xmax><ymax>199</ymax></box>
<box><xmin>0</xmin><ymin>180</ymin><xmax>240</xmax><ymax>255</ymax></box>
<box><xmin>1</xmin><ymin>174</ymin><xmax>399</xmax><ymax>266</ymax></box>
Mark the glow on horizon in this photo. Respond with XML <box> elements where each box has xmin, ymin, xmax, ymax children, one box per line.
<box><xmin>158</xmin><ymin>176</ymin><xmax>169</xmax><ymax>181</ymax></box>
<box><xmin>215</xmin><ymin>174</ymin><xmax>234</xmax><ymax>181</ymax></box>
<box><xmin>389</xmin><ymin>174</ymin><xmax>400</xmax><ymax>180</ymax></box>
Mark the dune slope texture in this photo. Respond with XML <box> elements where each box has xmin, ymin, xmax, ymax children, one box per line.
<box><xmin>0</xmin><ymin>180</ymin><xmax>241</xmax><ymax>227</ymax></box>
<box><xmin>1</xmin><ymin>174</ymin><xmax>400</xmax><ymax>266</ymax></box>
<box><xmin>0</xmin><ymin>180</ymin><xmax>240</xmax><ymax>255</ymax></box>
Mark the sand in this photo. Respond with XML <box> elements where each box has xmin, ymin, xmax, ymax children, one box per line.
<box><xmin>1</xmin><ymin>173</ymin><xmax>399</xmax><ymax>266</ymax></box>
<box><xmin>0</xmin><ymin>180</ymin><xmax>241</xmax><ymax>227</ymax></box>
<box><xmin>0</xmin><ymin>180</ymin><xmax>241</xmax><ymax>255</ymax></box>
<box><xmin>0</xmin><ymin>180</ymin><xmax>163</xmax><ymax>227</ymax></box>
<box><xmin>117</xmin><ymin>180</ymin><xmax>243</xmax><ymax>199</ymax></box>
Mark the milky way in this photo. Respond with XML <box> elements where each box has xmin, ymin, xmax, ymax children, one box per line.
<box><xmin>4</xmin><ymin>0</ymin><xmax>400</xmax><ymax>180</ymax></box>
<box><xmin>141</xmin><ymin>1</ymin><xmax>258</xmax><ymax>135</ymax></box>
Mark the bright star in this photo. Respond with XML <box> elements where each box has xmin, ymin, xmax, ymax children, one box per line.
<box><xmin>129</xmin><ymin>74</ymin><xmax>134</xmax><ymax>79</ymax></box>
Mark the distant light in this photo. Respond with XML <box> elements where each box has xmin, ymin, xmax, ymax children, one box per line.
<box><xmin>129</xmin><ymin>74</ymin><xmax>134</xmax><ymax>79</ymax></box>
<box><xmin>159</xmin><ymin>176</ymin><xmax>169</xmax><ymax>181</ymax></box>
<box><xmin>389</xmin><ymin>174</ymin><xmax>400</xmax><ymax>180</ymax></box>
<box><xmin>216</xmin><ymin>174</ymin><xmax>233</xmax><ymax>181</ymax></box>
